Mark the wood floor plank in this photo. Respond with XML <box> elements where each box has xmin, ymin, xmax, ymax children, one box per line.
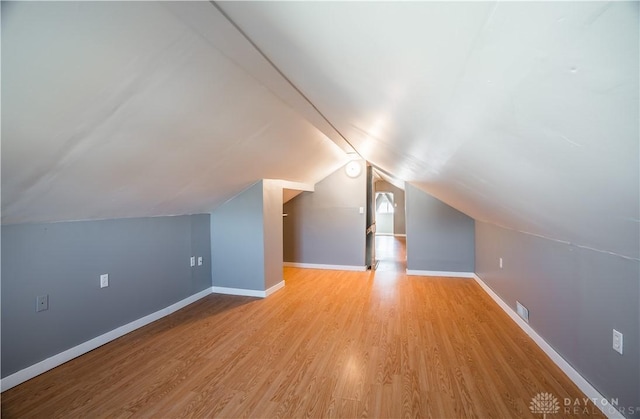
<box><xmin>2</xmin><ymin>258</ymin><xmax>604</xmax><ymax>418</ymax></box>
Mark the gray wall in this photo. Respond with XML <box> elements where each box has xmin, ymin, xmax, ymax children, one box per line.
<box><xmin>211</xmin><ymin>180</ymin><xmax>283</xmax><ymax>291</ymax></box>
<box><xmin>374</xmin><ymin>180</ymin><xmax>406</xmax><ymax>235</ymax></box>
<box><xmin>211</xmin><ymin>182</ymin><xmax>265</xmax><ymax>291</ymax></box>
<box><xmin>405</xmin><ymin>183</ymin><xmax>475</xmax><ymax>272</ymax></box>
<box><xmin>1</xmin><ymin>214</ymin><xmax>211</xmax><ymax>378</ymax></box>
<box><xmin>283</xmin><ymin>162</ymin><xmax>366</xmax><ymax>267</ymax></box>
<box><xmin>262</xmin><ymin>180</ymin><xmax>284</xmax><ymax>289</ymax></box>
<box><xmin>476</xmin><ymin>221</ymin><xmax>640</xmax><ymax>416</ymax></box>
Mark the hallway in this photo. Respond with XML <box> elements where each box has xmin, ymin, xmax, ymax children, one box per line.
<box><xmin>374</xmin><ymin>235</ymin><xmax>406</xmax><ymax>272</ymax></box>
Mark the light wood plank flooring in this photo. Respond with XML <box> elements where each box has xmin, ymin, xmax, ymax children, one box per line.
<box><xmin>2</xmin><ymin>267</ymin><xmax>603</xmax><ymax>418</ymax></box>
<box><xmin>375</xmin><ymin>235</ymin><xmax>406</xmax><ymax>272</ymax></box>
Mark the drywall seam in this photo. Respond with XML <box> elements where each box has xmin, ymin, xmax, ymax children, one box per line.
<box><xmin>0</xmin><ymin>212</ymin><xmax>211</xmax><ymax>227</ymax></box>
<box><xmin>211</xmin><ymin>1</ymin><xmax>358</xmax><ymax>155</ymax></box>
<box><xmin>0</xmin><ymin>287</ymin><xmax>213</xmax><ymax>392</ymax></box>
<box><xmin>283</xmin><ymin>262</ymin><xmax>367</xmax><ymax>272</ymax></box>
<box><xmin>406</xmin><ymin>270</ymin><xmax>475</xmax><ymax>278</ymax></box>
<box><xmin>472</xmin><ymin>274</ymin><xmax>624</xmax><ymax>419</ymax></box>
<box><xmin>477</xmin><ymin>220</ymin><xmax>639</xmax><ymax>262</ymax></box>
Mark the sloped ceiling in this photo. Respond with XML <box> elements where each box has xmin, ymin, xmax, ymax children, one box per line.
<box><xmin>220</xmin><ymin>1</ymin><xmax>639</xmax><ymax>260</ymax></box>
<box><xmin>1</xmin><ymin>1</ymin><xmax>349</xmax><ymax>224</ymax></box>
<box><xmin>2</xmin><ymin>2</ymin><xmax>638</xmax><ymax>260</ymax></box>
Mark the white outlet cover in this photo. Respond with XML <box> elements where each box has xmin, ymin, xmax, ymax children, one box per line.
<box><xmin>499</xmin><ymin>258</ymin><xmax>503</xmax><ymax>269</ymax></box>
<box><xmin>197</xmin><ymin>256</ymin><xmax>203</xmax><ymax>266</ymax></box>
<box><xmin>613</xmin><ymin>329</ymin><xmax>623</xmax><ymax>355</ymax></box>
<box><xmin>190</xmin><ymin>256</ymin><xmax>196</xmax><ymax>267</ymax></box>
<box><xmin>100</xmin><ymin>274</ymin><xmax>109</xmax><ymax>288</ymax></box>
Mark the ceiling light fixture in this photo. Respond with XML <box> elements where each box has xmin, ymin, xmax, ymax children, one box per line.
<box><xmin>345</xmin><ymin>160</ymin><xmax>362</xmax><ymax>178</ymax></box>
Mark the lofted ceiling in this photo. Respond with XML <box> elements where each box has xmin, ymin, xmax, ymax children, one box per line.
<box><xmin>221</xmin><ymin>1</ymin><xmax>639</xmax><ymax>260</ymax></box>
<box><xmin>2</xmin><ymin>2</ymin><xmax>638</xmax><ymax>260</ymax></box>
<box><xmin>1</xmin><ymin>1</ymin><xmax>350</xmax><ymax>224</ymax></box>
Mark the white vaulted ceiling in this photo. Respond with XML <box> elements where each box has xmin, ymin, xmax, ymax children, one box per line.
<box><xmin>220</xmin><ymin>1</ymin><xmax>639</xmax><ymax>260</ymax></box>
<box><xmin>2</xmin><ymin>2</ymin><xmax>638</xmax><ymax>260</ymax></box>
<box><xmin>1</xmin><ymin>1</ymin><xmax>350</xmax><ymax>224</ymax></box>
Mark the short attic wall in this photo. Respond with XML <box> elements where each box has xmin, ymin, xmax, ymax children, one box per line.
<box><xmin>1</xmin><ymin>214</ymin><xmax>211</xmax><ymax>380</ymax></box>
<box><xmin>0</xmin><ymin>177</ymin><xmax>293</xmax><ymax>389</ymax></box>
<box><xmin>476</xmin><ymin>221</ymin><xmax>640</xmax><ymax>413</ymax></box>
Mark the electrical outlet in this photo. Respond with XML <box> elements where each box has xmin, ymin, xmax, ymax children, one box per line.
<box><xmin>197</xmin><ymin>256</ymin><xmax>203</xmax><ymax>266</ymax></box>
<box><xmin>100</xmin><ymin>274</ymin><xmax>109</xmax><ymax>288</ymax></box>
<box><xmin>516</xmin><ymin>301</ymin><xmax>529</xmax><ymax>323</ymax></box>
<box><xmin>499</xmin><ymin>257</ymin><xmax>503</xmax><ymax>269</ymax></box>
<box><xmin>190</xmin><ymin>256</ymin><xmax>196</xmax><ymax>267</ymax></box>
<box><xmin>613</xmin><ymin>329</ymin><xmax>623</xmax><ymax>355</ymax></box>
<box><xmin>36</xmin><ymin>295</ymin><xmax>49</xmax><ymax>312</ymax></box>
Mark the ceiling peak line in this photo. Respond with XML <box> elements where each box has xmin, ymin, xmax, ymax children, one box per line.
<box><xmin>210</xmin><ymin>0</ymin><xmax>363</xmax><ymax>161</ymax></box>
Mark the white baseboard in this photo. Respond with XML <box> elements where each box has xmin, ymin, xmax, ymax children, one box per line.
<box><xmin>406</xmin><ymin>270</ymin><xmax>475</xmax><ymax>278</ymax></box>
<box><xmin>212</xmin><ymin>286</ymin><xmax>266</xmax><ymax>298</ymax></box>
<box><xmin>472</xmin><ymin>274</ymin><xmax>624</xmax><ymax>419</ymax></box>
<box><xmin>0</xmin><ymin>287</ymin><xmax>213</xmax><ymax>392</ymax></box>
<box><xmin>394</xmin><ymin>234</ymin><xmax>407</xmax><ymax>237</ymax></box>
<box><xmin>265</xmin><ymin>280</ymin><xmax>285</xmax><ymax>297</ymax></box>
<box><xmin>212</xmin><ymin>280</ymin><xmax>285</xmax><ymax>298</ymax></box>
<box><xmin>283</xmin><ymin>262</ymin><xmax>367</xmax><ymax>272</ymax></box>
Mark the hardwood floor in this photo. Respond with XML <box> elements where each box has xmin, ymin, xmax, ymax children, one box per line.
<box><xmin>2</xmin><ymin>267</ymin><xmax>603</xmax><ymax>418</ymax></box>
<box><xmin>375</xmin><ymin>235</ymin><xmax>406</xmax><ymax>272</ymax></box>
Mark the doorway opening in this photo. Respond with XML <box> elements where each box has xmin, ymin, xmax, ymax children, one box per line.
<box><xmin>375</xmin><ymin>192</ymin><xmax>394</xmax><ymax>235</ymax></box>
<box><xmin>367</xmin><ymin>165</ymin><xmax>407</xmax><ymax>272</ymax></box>
<box><xmin>372</xmin><ymin>175</ymin><xmax>407</xmax><ymax>272</ymax></box>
